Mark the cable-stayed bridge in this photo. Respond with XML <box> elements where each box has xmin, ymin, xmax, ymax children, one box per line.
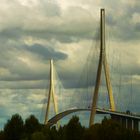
<box><xmin>41</xmin><ymin>9</ymin><xmax>140</xmax><ymax>131</ymax></box>
<box><xmin>47</xmin><ymin>108</ymin><xmax>140</xmax><ymax>130</ymax></box>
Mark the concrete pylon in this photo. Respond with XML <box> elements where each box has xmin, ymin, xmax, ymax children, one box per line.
<box><xmin>89</xmin><ymin>9</ymin><xmax>116</xmax><ymax>127</ymax></box>
<box><xmin>44</xmin><ymin>59</ymin><xmax>59</xmax><ymax>125</ymax></box>
<box><xmin>133</xmin><ymin>119</ymin><xmax>139</xmax><ymax>131</ymax></box>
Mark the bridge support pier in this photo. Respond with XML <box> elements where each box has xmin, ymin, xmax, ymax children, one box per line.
<box><xmin>127</xmin><ymin>118</ymin><xmax>133</xmax><ymax>130</ymax></box>
<box><xmin>111</xmin><ymin>115</ymin><xmax>139</xmax><ymax>131</ymax></box>
<box><xmin>121</xmin><ymin>117</ymin><xmax>127</xmax><ymax>128</ymax></box>
<box><xmin>133</xmin><ymin>119</ymin><xmax>139</xmax><ymax>131</ymax></box>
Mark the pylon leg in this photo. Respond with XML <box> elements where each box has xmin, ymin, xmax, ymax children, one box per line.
<box><xmin>44</xmin><ymin>59</ymin><xmax>59</xmax><ymax>127</ymax></box>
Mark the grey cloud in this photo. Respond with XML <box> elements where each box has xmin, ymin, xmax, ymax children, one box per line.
<box><xmin>0</xmin><ymin>80</ymin><xmax>48</xmax><ymax>89</ymax></box>
<box><xmin>0</xmin><ymin>0</ymin><xmax>140</xmax><ymax>43</ymax></box>
<box><xmin>40</xmin><ymin>1</ymin><xmax>61</xmax><ymax>17</ymax></box>
<box><xmin>89</xmin><ymin>1</ymin><xmax>140</xmax><ymax>41</ymax></box>
<box><xmin>0</xmin><ymin>28</ymin><xmax>22</xmax><ymax>40</ymax></box>
<box><xmin>134</xmin><ymin>23</ymin><xmax>140</xmax><ymax>31</ymax></box>
<box><xmin>0</xmin><ymin>1</ymin><xmax>96</xmax><ymax>43</ymax></box>
<box><xmin>25</xmin><ymin>44</ymin><xmax>68</xmax><ymax>60</ymax></box>
<box><xmin>0</xmin><ymin>39</ymin><xmax>68</xmax><ymax>82</ymax></box>
<box><xmin>106</xmin><ymin>14</ymin><xmax>117</xmax><ymax>26</ymax></box>
<box><xmin>0</xmin><ymin>89</ymin><xmax>46</xmax><ymax>127</ymax></box>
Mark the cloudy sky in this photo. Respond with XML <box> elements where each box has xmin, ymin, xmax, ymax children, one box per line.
<box><xmin>0</xmin><ymin>0</ymin><xmax>140</xmax><ymax>128</ymax></box>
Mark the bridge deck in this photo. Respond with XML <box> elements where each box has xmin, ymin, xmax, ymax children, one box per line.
<box><xmin>47</xmin><ymin>108</ymin><xmax>140</xmax><ymax>126</ymax></box>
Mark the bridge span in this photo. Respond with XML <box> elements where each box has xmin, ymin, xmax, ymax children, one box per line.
<box><xmin>47</xmin><ymin>108</ymin><xmax>140</xmax><ymax>131</ymax></box>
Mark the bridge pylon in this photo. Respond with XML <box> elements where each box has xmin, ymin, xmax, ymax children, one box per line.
<box><xmin>44</xmin><ymin>59</ymin><xmax>59</xmax><ymax>126</ymax></box>
<box><xmin>89</xmin><ymin>9</ymin><xmax>116</xmax><ymax>126</ymax></box>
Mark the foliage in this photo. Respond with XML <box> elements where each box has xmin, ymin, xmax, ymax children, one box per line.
<box><xmin>24</xmin><ymin>115</ymin><xmax>41</xmax><ymax>135</ymax></box>
<box><xmin>65</xmin><ymin>116</ymin><xmax>85</xmax><ymax>140</ymax></box>
<box><xmin>31</xmin><ymin>132</ymin><xmax>46</xmax><ymax>140</ymax></box>
<box><xmin>4</xmin><ymin>114</ymin><xmax>24</xmax><ymax>140</ymax></box>
<box><xmin>0</xmin><ymin>114</ymin><xmax>140</xmax><ymax>140</ymax></box>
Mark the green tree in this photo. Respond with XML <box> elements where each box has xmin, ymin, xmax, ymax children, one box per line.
<box><xmin>31</xmin><ymin>132</ymin><xmax>46</xmax><ymax>140</ymax></box>
<box><xmin>83</xmin><ymin>118</ymin><xmax>140</xmax><ymax>140</ymax></box>
<box><xmin>0</xmin><ymin>131</ymin><xmax>5</xmax><ymax>140</ymax></box>
<box><xmin>50</xmin><ymin>126</ymin><xmax>59</xmax><ymax>140</ymax></box>
<box><xmin>65</xmin><ymin>116</ymin><xmax>85</xmax><ymax>140</ymax></box>
<box><xmin>57</xmin><ymin>126</ymin><xmax>65</xmax><ymax>140</ymax></box>
<box><xmin>24</xmin><ymin>115</ymin><xmax>41</xmax><ymax>135</ymax></box>
<box><xmin>83</xmin><ymin>123</ymin><xmax>101</xmax><ymax>140</ymax></box>
<box><xmin>100</xmin><ymin>118</ymin><xmax>122</xmax><ymax>140</ymax></box>
<box><xmin>4</xmin><ymin>114</ymin><xmax>24</xmax><ymax>140</ymax></box>
<box><xmin>41</xmin><ymin>126</ymin><xmax>51</xmax><ymax>140</ymax></box>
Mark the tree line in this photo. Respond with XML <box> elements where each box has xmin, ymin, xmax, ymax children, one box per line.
<box><xmin>0</xmin><ymin>114</ymin><xmax>139</xmax><ymax>140</ymax></box>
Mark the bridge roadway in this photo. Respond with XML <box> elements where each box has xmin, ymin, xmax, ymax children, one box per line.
<box><xmin>47</xmin><ymin>108</ymin><xmax>140</xmax><ymax>126</ymax></box>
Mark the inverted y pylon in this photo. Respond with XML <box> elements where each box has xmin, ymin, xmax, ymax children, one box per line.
<box><xmin>89</xmin><ymin>9</ymin><xmax>115</xmax><ymax>126</ymax></box>
<box><xmin>44</xmin><ymin>59</ymin><xmax>58</xmax><ymax>125</ymax></box>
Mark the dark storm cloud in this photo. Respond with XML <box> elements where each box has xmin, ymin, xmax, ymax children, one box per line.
<box><xmin>0</xmin><ymin>28</ymin><xmax>22</xmax><ymax>40</ymax></box>
<box><xmin>0</xmin><ymin>21</ymin><xmax>95</xmax><ymax>44</ymax></box>
<box><xmin>0</xmin><ymin>40</ymin><xmax>68</xmax><ymax>82</ymax></box>
<box><xmin>25</xmin><ymin>44</ymin><xmax>67</xmax><ymax>60</ymax></box>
